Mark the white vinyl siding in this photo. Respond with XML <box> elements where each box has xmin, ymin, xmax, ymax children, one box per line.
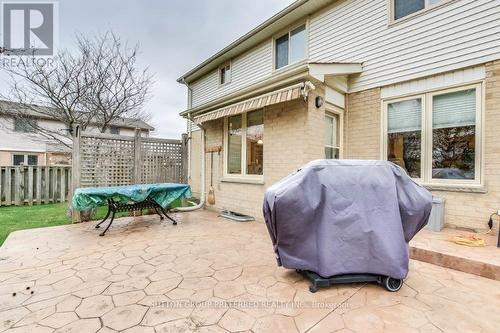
<box><xmin>191</xmin><ymin>41</ymin><xmax>273</xmax><ymax>108</ymax></box>
<box><xmin>380</xmin><ymin>65</ymin><xmax>485</xmax><ymax>98</ymax></box>
<box><xmin>309</xmin><ymin>0</ymin><xmax>500</xmax><ymax>93</ymax></box>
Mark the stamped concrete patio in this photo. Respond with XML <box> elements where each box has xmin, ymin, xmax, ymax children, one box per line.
<box><xmin>1</xmin><ymin>210</ymin><xmax>499</xmax><ymax>333</ymax></box>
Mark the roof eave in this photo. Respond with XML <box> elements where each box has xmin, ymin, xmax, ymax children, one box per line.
<box><xmin>177</xmin><ymin>0</ymin><xmax>335</xmax><ymax>84</ymax></box>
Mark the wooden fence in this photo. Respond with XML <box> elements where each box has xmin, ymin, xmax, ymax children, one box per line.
<box><xmin>0</xmin><ymin>130</ymin><xmax>186</xmax><ymax>209</ymax></box>
<box><xmin>0</xmin><ymin>166</ymin><xmax>71</xmax><ymax>206</ymax></box>
<box><xmin>72</xmin><ymin>129</ymin><xmax>187</xmax><ymax>190</ymax></box>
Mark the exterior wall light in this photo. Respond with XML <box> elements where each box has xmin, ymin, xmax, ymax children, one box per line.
<box><xmin>315</xmin><ymin>96</ymin><xmax>324</xmax><ymax>108</ymax></box>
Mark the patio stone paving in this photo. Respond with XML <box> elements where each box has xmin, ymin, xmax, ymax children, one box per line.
<box><xmin>0</xmin><ymin>210</ymin><xmax>499</xmax><ymax>333</ymax></box>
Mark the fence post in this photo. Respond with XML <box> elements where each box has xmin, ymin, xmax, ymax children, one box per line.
<box><xmin>181</xmin><ymin>133</ymin><xmax>188</xmax><ymax>183</ymax></box>
<box><xmin>133</xmin><ymin>129</ymin><xmax>142</xmax><ymax>184</ymax></box>
<box><xmin>71</xmin><ymin>125</ymin><xmax>81</xmax><ymax>223</ymax></box>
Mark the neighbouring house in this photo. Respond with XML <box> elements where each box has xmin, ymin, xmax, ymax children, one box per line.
<box><xmin>0</xmin><ymin>101</ymin><xmax>154</xmax><ymax>166</ymax></box>
<box><xmin>178</xmin><ymin>0</ymin><xmax>500</xmax><ymax>232</ymax></box>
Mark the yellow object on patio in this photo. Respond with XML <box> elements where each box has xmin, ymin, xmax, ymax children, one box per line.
<box><xmin>450</xmin><ymin>234</ymin><xmax>486</xmax><ymax>247</ymax></box>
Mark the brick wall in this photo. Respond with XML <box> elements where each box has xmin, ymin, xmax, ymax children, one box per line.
<box><xmin>345</xmin><ymin>61</ymin><xmax>500</xmax><ymax>232</ymax></box>
<box><xmin>189</xmin><ymin>87</ymin><xmax>326</xmax><ymax>220</ymax></box>
<box><xmin>345</xmin><ymin>88</ymin><xmax>381</xmax><ymax>159</ymax></box>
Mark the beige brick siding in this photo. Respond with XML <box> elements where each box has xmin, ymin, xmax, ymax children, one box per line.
<box><xmin>345</xmin><ymin>88</ymin><xmax>381</xmax><ymax>160</ymax></box>
<box><xmin>345</xmin><ymin>61</ymin><xmax>500</xmax><ymax>232</ymax></box>
<box><xmin>189</xmin><ymin>86</ymin><xmax>327</xmax><ymax>220</ymax></box>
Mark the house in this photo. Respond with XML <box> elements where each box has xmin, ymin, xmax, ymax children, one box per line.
<box><xmin>178</xmin><ymin>0</ymin><xmax>500</xmax><ymax>232</ymax></box>
<box><xmin>0</xmin><ymin>101</ymin><xmax>154</xmax><ymax>166</ymax></box>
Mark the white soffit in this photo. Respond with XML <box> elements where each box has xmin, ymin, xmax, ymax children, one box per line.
<box><xmin>308</xmin><ymin>63</ymin><xmax>363</xmax><ymax>81</ymax></box>
<box><xmin>381</xmin><ymin>66</ymin><xmax>486</xmax><ymax>99</ymax></box>
<box><xmin>309</xmin><ymin>63</ymin><xmax>362</xmax><ymax>93</ymax></box>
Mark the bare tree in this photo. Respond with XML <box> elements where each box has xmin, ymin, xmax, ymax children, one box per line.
<box><xmin>0</xmin><ymin>31</ymin><xmax>152</xmax><ymax>148</ymax></box>
<box><xmin>83</xmin><ymin>32</ymin><xmax>152</xmax><ymax>132</ymax></box>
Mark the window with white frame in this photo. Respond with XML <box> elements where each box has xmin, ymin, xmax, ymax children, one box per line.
<box><xmin>392</xmin><ymin>0</ymin><xmax>447</xmax><ymax>21</ymax></box>
<box><xmin>14</xmin><ymin>118</ymin><xmax>37</xmax><ymax>133</ymax></box>
<box><xmin>385</xmin><ymin>84</ymin><xmax>482</xmax><ymax>184</ymax></box>
<box><xmin>225</xmin><ymin>109</ymin><xmax>264</xmax><ymax>177</ymax></box>
<box><xmin>325</xmin><ymin>114</ymin><xmax>340</xmax><ymax>159</ymax></box>
<box><xmin>275</xmin><ymin>24</ymin><xmax>306</xmax><ymax>70</ymax></box>
<box><xmin>219</xmin><ymin>62</ymin><xmax>231</xmax><ymax>85</ymax></box>
<box><xmin>12</xmin><ymin>154</ymin><xmax>39</xmax><ymax>166</ymax></box>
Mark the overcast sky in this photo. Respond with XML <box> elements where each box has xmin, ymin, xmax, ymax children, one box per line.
<box><xmin>0</xmin><ymin>0</ymin><xmax>294</xmax><ymax>138</ymax></box>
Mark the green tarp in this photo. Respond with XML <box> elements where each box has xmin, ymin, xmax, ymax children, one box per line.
<box><xmin>72</xmin><ymin>183</ymin><xmax>192</xmax><ymax>211</ymax></box>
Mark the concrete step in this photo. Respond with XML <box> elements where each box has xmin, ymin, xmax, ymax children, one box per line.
<box><xmin>410</xmin><ymin>228</ymin><xmax>500</xmax><ymax>281</ymax></box>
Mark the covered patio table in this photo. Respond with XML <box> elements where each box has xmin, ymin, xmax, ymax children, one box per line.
<box><xmin>72</xmin><ymin>183</ymin><xmax>192</xmax><ymax>236</ymax></box>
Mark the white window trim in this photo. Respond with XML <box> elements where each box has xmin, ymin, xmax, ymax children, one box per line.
<box><xmin>325</xmin><ymin>107</ymin><xmax>344</xmax><ymax>159</ymax></box>
<box><xmin>381</xmin><ymin>83</ymin><xmax>484</xmax><ymax>188</ymax></box>
<box><xmin>218</xmin><ymin>61</ymin><xmax>232</xmax><ymax>87</ymax></box>
<box><xmin>272</xmin><ymin>20</ymin><xmax>309</xmax><ymax>72</ymax></box>
<box><xmin>388</xmin><ymin>0</ymin><xmax>456</xmax><ymax>26</ymax></box>
<box><xmin>223</xmin><ymin>111</ymin><xmax>264</xmax><ymax>182</ymax></box>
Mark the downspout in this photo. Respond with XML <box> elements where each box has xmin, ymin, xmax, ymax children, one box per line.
<box><xmin>174</xmin><ymin>77</ymin><xmax>205</xmax><ymax>212</ymax></box>
<box><xmin>182</xmin><ymin>77</ymin><xmax>194</xmax><ymax>182</ymax></box>
<box><xmin>174</xmin><ymin>115</ymin><xmax>206</xmax><ymax>212</ymax></box>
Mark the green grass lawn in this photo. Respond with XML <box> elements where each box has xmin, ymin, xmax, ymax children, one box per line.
<box><xmin>0</xmin><ymin>198</ymin><xmax>189</xmax><ymax>246</ymax></box>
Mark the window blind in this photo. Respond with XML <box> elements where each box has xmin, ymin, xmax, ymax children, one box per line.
<box><xmin>432</xmin><ymin>89</ymin><xmax>476</xmax><ymax>129</ymax></box>
<box><xmin>388</xmin><ymin>98</ymin><xmax>422</xmax><ymax>133</ymax></box>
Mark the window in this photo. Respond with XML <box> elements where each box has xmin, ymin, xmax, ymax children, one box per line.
<box><xmin>12</xmin><ymin>154</ymin><xmax>38</xmax><ymax>166</ymax></box>
<box><xmin>325</xmin><ymin>114</ymin><xmax>340</xmax><ymax>159</ymax></box>
<box><xmin>392</xmin><ymin>0</ymin><xmax>447</xmax><ymax>21</ymax></box>
<box><xmin>27</xmin><ymin>155</ymin><xmax>38</xmax><ymax>165</ymax></box>
<box><xmin>219</xmin><ymin>62</ymin><xmax>231</xmax><ymax>85</ymax></box>
<box><xmin>275</xmin><ymin>24</ymin><xmax>306</xmax><ymax>69</ymax></box>
<box><xmin>108</xmin><ymin>126</ymin><xmax>120</xmax><ymax>135</ymax></box>
<box><xmin>384</xmin><ymin>84</ymin><xmax>482</xmax><ymax>184</ymax></box>
<box><xmin>14</xmin><ymin>118</ymin><xmax>36</xmax><ymax>133</ymax></box>
<box><xmin>225</xmin><ymin>110</ymin><xmax>264</xmax><ymax>178</ymax></box>
<box><xmin>387</xmin><ymin>98</ymin><xmax>422</xmax><ymax>178</ymax></box>
<box><xmin>13</xmin><ymin>154</ymin><xmax>25</xmax><ymax>165</ymax></box>
<box><xmin>432</xmin><ymin>89</ymin><xmax>476</xmax><ymax>180</ymax></box>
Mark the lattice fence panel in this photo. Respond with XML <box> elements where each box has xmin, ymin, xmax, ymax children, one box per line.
<box><xmin>141</xmin><ymin>138</ymin><xmax>183</xmax><ymax>184</ymax></box>
<box><xmin>80</xmin><ymin>135</ymin><xmax>135</xmax><ymax>187</ymax></box>
<box><xmin>76</xmin><ymin>132</ymin><xmax>185</xmax><ymax>189</ymax></box>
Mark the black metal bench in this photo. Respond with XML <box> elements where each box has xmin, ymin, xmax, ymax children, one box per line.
<box><xmin>95</xmin><ymin>196</ymin><xmax>177</xmax><ymax>236</ymax></box>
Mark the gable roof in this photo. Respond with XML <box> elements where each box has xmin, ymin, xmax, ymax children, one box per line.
<box><xmin>177</xmin><ymin>0</ymin><xmax>333</xmax><ymax>84</ymax></box>
<box><xmin>0</xmin><ymin>100</ymin><xmax>155</xmax><ymax>131</ymax></box>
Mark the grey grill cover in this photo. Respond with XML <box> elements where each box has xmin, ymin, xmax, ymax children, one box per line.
<box><xmin>263</xmin><ymin>160</ymin><xmax>432</xmax><ymax>279</ymax></box>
